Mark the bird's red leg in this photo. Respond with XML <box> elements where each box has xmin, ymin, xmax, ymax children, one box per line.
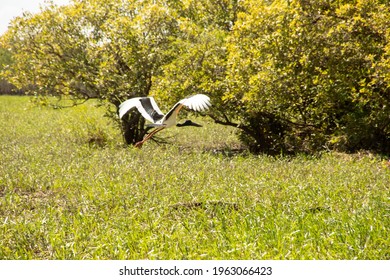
<box><xmin>135</xmin><ymin>127</ymin><xmax>164</xmax><ymax>148</ymax></box>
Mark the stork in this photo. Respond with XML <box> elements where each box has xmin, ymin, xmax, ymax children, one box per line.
<box><xmin>118</xmin><ymin>94</ymin><xmax>211</xmax><ymax>148</ymax></box>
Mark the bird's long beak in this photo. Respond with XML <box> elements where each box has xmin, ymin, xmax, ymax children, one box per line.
<box><xmin>188</xmin><ymin>121</ymin><xmax>202</xmax><ymax>127</ymax></box>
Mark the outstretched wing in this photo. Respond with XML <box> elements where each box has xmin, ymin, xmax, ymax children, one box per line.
<box><xmin>180</xmin><ymin>94</ymin><xmax>211</xmax><ymax>112</ymax></box>
<box><xmin>118</xmin><ymin>97</ymin><xmax>165</xmax><ymax>123</ymax></box>
<box><xmin>164</xmin><ymin>94</ymin><xmax>212</xmax><ymax>120</ymax></box>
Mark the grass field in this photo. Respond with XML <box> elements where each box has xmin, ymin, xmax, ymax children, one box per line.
<box><xmin>0</xmin><ymin>95</ymin><xmax>389</xmax><ymax>260</ymax></box>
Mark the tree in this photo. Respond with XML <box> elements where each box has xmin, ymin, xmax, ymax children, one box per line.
<box><xmin>153</xmin><ymin>0</ymin><xmax>390</xmax><ymax>154</ymax></box>
<box><xmin>224</xmin><ymin>0</ymin><xmax>390</xmax><ymax>154</ymax></box>
<box><xmin>1</xmin><ymin>0</ymin><xmax>180</xmax><ymax>144</ymax></box>
<box><xmin>0</xmin><ymin>47</ymin><xmax>18</xmax><ymax>95</ymax></box>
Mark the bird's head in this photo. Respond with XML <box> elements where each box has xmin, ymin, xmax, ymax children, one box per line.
<box><xmin>176</xmin><ymin>120</ymin><xmax>202</xmax><ymax>127</ymax></box>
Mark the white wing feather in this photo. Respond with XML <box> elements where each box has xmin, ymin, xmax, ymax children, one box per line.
<box><xmin>180</xmin><ymin>94</ymin><xmax>211</xmax><ymax>112</ymax></box>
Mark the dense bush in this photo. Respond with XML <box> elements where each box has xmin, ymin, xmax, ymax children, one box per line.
<box><xmin>224</xmin><ymin>0</ymin><xmax>390</xmax><ymax>154</ymax></box>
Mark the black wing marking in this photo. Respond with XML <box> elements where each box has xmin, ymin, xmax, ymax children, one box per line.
<box><xmin>139</xmin><ymin>98</ymin><xmax>165</xmax><ymax>122</ymax></box>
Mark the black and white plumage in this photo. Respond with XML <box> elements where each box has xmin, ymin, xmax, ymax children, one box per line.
<box><xmin>119</xmin><ymin>94</ymin><xmax>211</xmax><ymax>147</ymax></box>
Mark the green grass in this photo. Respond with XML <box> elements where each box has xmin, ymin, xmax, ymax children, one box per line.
<box><xmin>0</xmin><ymin>95</ymin><xmax>389</xmax><ymax>259</ymax></box>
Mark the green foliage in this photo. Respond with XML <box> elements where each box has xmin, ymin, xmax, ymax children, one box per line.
<box><xmin>1</xmin><ymin>96</ymin><xmax>389</xmax><ymax>259</ymax></box>
<box><xmin>1</xmin><ymin>0</ymin><xmax>180</xmax><ymax>104</ymax></box>
<box><xmin>0</xmin><ymin>47</ymin><xmax>12</xmax><ymax>70</ymax></box>
<box><xmin>225</xmin><ymin>0</ymin><xmax>390</xmax><ymax>153</ymax></box>
<box><xmin>0</xmin><ymin>47</ymin><xmax>17</xmax><ymax>95</ymax></box>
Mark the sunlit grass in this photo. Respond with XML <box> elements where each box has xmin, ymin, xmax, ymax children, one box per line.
<box><xmin>0</xmin><ymin>95</ymin><xmax>389</xmax><ymax>259</ymax></box>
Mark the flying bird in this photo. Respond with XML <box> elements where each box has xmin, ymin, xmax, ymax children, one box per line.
<box><xmin>118</xmin><ymin>94</ymin><xmax>211</xmax><ymax>148</ymax></box>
